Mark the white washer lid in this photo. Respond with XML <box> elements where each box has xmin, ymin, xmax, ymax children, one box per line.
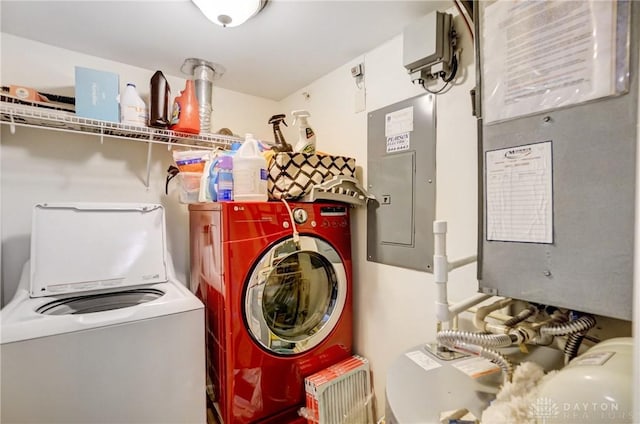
<box><xmin>30</xmin><ymin>203</ymin><xmax>168</xmax><ymax>297</ymax></box>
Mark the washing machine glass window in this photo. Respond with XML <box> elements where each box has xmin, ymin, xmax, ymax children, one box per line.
<box><xmin>36</xmin><ymin>288</ymin><xmax>164</xmax><ymax>315</ymax></box>
<box><xmin>244</xmin><ymin>236</ymin><xmax>347</xmax><ymax>355</ymax></box>
<box><xmin>262</xmin><ymin>251</ymin><xmax>335</xmax><ymax>337</ymax></box>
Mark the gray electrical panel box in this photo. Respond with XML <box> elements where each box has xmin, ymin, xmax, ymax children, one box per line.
<box><xmin>477</xmin><ymin>1</ymin><xmax>636</xmax><ymax>320</ymax></box>
<box><xmin>367</xmin><ymin>93</ymin><xmax>436</xmax><ymax>272</ymax></box>
<box><xmin>403</xmin><ymin>11</ymin><xmax>453</xmax><ymax>79</ymax></box>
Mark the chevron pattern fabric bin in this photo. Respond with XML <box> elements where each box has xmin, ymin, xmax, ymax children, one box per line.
<box><xmin>267</xmin><ymin>153</ymin><xmax>356</xmax><ymax>200</ymax></box>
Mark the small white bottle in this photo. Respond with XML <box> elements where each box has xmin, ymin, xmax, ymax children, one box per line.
<box><xmin>292</xmin><ymin>110</ymin><xmax>316</xmax><ymax>154</ymax></box>
<box><xmin>120</xmin><ymin>83</ymin><xmax>148</xmax><ymax>126</ymax></box>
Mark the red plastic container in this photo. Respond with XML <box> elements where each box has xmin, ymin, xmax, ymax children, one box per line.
<box><xmin>170</xmin><ymin>79</ymin><xmax>200</xmax><ymax>134</ymax></box>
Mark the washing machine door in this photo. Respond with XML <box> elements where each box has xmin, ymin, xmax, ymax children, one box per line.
<box><xmin>244</xmin><ymin>235</ymin><xmax>347</xmax><ymax>355</ymax></box>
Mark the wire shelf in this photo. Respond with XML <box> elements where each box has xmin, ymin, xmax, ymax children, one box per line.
<box><xmin>0</xmin><ymin>95</ymin><xmax>241</xmax><ymax>150</ymax></box>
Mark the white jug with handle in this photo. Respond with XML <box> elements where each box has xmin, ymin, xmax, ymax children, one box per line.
<box><xmin>232</xmin><ymin>134</ymin><xmax>268</xmax><ymax>202</ymax></box>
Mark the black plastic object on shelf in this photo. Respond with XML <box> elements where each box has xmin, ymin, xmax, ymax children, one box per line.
<box><xmin>149</xmin><ymin>71</ymin><xmax>171</xmax><ymax>128</ymax></box>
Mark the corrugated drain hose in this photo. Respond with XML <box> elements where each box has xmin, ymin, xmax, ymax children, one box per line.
<box><xmin>539</xmin><ymin>314</ymin><xmax>596</xmax><ymax>337</ymax></box>
<box><xmin>504</xmin><ymin>305</ymin><xmax>537</xmax><ymax>327</ymax></box>
<box><xmin>436</xmin><ymin>330</ymin><xmax>515</xmax><ymax>383</ymax></box>
<box><xmin>437</xmin><ymin>330</ymin><xmax>515</xmax><ymax>348</ymax></box>
<box><xmin>540</xmin><ymin>314</ymin><xmax>596</xmax><ymax>364</ymax></box>
<box><xmin>564</xmin><ymin>332</ymin><xmax>587</xmax><ymax>363</ymax></box>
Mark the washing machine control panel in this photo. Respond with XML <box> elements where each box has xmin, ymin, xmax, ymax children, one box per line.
<box><xmin>319</xmin><ymin>219</ymin><xmax>349</xmax><ymax>228</ymax></box>
<box><xmin>319</xmin><ymin>206</ymin><xmax>348</xmax><ymax>216</ymax></box>
<box><xmin>319</xmin><ymin>205</ymin><xmax>348</xmax><ymax>229</ymax></box>
<box><xmin>283</xmin><ymin>204</ymin><xmax>348</xmax><ymax>230</ymax></box>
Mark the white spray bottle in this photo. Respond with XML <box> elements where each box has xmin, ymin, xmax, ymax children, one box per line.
<box><xmin>292</xmin><ymin>110</ymin><xmax>316</xmax><ymax>154</ymax></box>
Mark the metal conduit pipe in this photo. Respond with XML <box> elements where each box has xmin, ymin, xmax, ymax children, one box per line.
<box><xmin>437</xmin><ymin>339</ymin><xmax>514</xmax><ymax>383</ymax></box>
<box><xmin>476</xmin><ymin>345</ymin><xmax>514</xmax><ymax>384</ymax></box>
<box><xmin>503</xmin><ymin>305</ymin><xmax>538</xmax><ymax>327</ymax></box>
<box><xmin>540</xmin><ymin>315</ymin><xmax>596</xmax><ymax>337</ymax></box>
<box><xmin>564</xmin><ymin>332</ymin><xmax>588</xmax><ymax>363</ymax></box>
<box><xmin>437</xmin><ymin>330</ymin><xmax>515</xmax><ymax>349</ymax></box>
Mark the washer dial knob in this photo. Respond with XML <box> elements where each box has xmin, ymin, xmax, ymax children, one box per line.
<box><xmin>292</xmin><ymin>208</ymin><xmax>308</xmax><ymax>224</ymax></box>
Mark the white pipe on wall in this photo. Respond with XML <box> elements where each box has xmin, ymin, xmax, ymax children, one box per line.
<box><xmin>433</xmin><ymin>220</ymin><xmax>491</xmax><ymax>324</ymax></box>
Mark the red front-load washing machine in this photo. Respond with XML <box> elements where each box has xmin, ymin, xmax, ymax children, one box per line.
<box><xmin>189</xmin><ymin>201</ymin><xmax>353</xmax><ymax>424</ymax></box>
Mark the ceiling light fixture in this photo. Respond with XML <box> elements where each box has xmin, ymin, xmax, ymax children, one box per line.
<box><xmin>192</xmin><ymin>0</ymin><xmax>267</xmax><ymax>28</ymax></box>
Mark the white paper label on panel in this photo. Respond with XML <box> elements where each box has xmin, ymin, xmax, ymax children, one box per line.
<box><xmin>405</xmin><ymin>350</ymin><xmax>442</xmax><ymax>372</ymax></box>
<box><xmin>385</xmin><ymin>106</ymin><xmax>413</xmax><ymax>136</ymax></box>
<box><xmin>386</xmin><ymin>132</ymin><xmax>410</xmax><ymax>153</ymax></box>
<box><xmin>451</xmin><ymin>356</ymin><xmax>501</xmax><ymax>379</ymax></box>
<box><xmin>482</xmin><ymin>0</ymin><xmax>617</xmax><ymax>123</ymax></box>
<box><xmin>571</xmin><ymin>351</ymin><xmax>614</xmax><ymax>367</ymax></box>
<box><xmin>486</xmin><ymin>141</ymin><xmax>553</xmax><ymax>243</ymax></box>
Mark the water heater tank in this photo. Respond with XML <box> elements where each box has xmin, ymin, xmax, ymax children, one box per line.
<box><xmin>535</xmin><ymin>337</ymin><xmax>633</xmax><ymax>424</ymax></box>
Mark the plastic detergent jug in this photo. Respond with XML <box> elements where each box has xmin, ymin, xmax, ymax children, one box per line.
<box><xmin>170</xmin><ymin>79</ymin><xmax>200</xmax><ymax>134</ymax></box>
<box><xmin>233</xmin><ymin>134</ymin><xmax>268</xmax><ymax>202</ymax></box>
<box><xmin>120</xmin><ymin>83</ymin><xmax>148</xmax><ymax>126</ymax></box>
<box><xmin>292</xmin><ymin>110</ymin><xmax>316</xmax><ymax>154</ymax></box>
<box><xmin>149</xmin><ymin>70</ymin><xmax>171</xmax><ymax>128</ymax></box>
<box><xmin>209</xmin><ymin>155</ymin><xmax>234</xmax><ymax>202</ymax></box>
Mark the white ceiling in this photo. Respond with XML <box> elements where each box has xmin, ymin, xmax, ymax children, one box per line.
<box><xmin>1</xmin><ymin>0</ymin><xmax>450</xmax><ymax>101</ymax></box>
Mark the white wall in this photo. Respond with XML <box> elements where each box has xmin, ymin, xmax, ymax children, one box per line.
<box><xmin>0</xmin><ymin>34</ymin><xmax>278</xmax><ymax>304</ymax></box>
<box><xmin>278</xmin><ymin>10</ymin><xmax>478</xmax><ymax>419</ymax></box>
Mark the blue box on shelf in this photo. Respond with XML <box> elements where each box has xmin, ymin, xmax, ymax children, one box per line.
<box><xmin>74</xmin><ymin>66</ymin><xmax>119</xmax><ymax>123</ymax></box>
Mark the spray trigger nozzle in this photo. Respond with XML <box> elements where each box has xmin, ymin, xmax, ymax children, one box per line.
<box><xmin>268</xmin><ymin>114</ymin><xmax>288</xmax><ymax>126</ymax></box>
<box><xmin>291</xmin><ymin>110</ymin><xmax>310</xmax><ymax>127</ymax></box>
<box><xmin>268</xmin><ymin>113</ymin><xmax>293</xmax><ymax>152</ymax></box>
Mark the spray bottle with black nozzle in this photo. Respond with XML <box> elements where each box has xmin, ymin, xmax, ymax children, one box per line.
<box><xmin>268</xmin><ymin>114</ymin><xmax>293</xmax><ymax>152</ymax></box>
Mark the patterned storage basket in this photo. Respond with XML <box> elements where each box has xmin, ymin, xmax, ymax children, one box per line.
<box><xmin>267</xmin><ymin>152</ymin><xmax>356</xmax><ymax>200</ymax></box>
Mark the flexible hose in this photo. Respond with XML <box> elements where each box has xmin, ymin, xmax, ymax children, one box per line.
<box><xmin>540</xmin><ymin>315</ymin><xmax>596</xmax><ymax>336</ymax></box>
<box><xmin>437</xmin><ymin>330</ymin><xmax>515</xmax><ymax>348</ymax></box>
<box><xmin>436</xmin><ymin>330</ymin><xmax>516</xmax><ymax>383</ymax></box>
<box><xmin>475</xmin><ymin>345</ymin><xmax>514</xmax><ymax>383</ymax></box>
<box><xmin>504</xmin><ymin>305</ymin><xmax>537</xmax><ymax>327</ymax></box>
<box><xmin>438</xmin><ymin>338</ymin><xmax>514</xmax><ymax>383</ymax></box>
<box><xmin>280</xmin><ymin>198</ymin><xmax>300</xmax><ymax>245</ymax></box>
<box><xmin>564</xmin><ymin>332</ymin><xmax>587</xmax><ymax>363</ymax></box>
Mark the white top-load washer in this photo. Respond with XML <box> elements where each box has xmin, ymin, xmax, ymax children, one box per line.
<box><xmin>0</xmin><ymin>203</ymin><xmax>205</xmax><ymax>424</ymax></box>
